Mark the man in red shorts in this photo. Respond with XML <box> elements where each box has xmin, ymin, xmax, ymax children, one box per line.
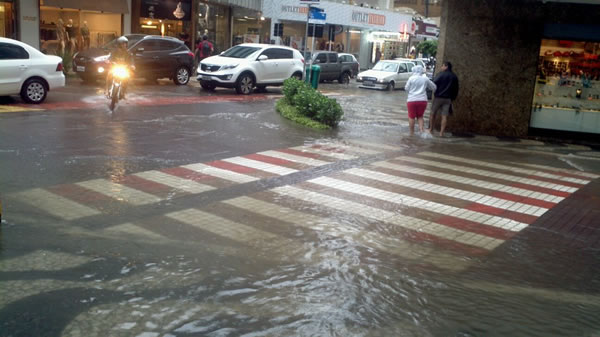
<box><xmin>404</xmin><ymin>65</ymin><xmax>437</xmax><ymax>135</ymax></box>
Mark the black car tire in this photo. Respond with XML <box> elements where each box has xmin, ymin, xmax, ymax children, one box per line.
<box><xmin>174</xmin><ymin>66</ymin><xmax>190</xmax><ymax>85</ymax></box>
<box><xmin>20</xmin><ymin>78</ymin><xmax>47</xmax><ymax>104</ymax></box>
<box><xmin>200</xmin><ymin>82</ymin><xmax>216</xmax><ymax>91</ymax></box>
<box><xmin>255</xmin><ymin>85</ymin><xmax>267</xmax><ymax>93</ymax></box>
<box><xmin>338</xmin><ymin>72</ymin><xmax>350</xmax><ymax>84</ymax></box>
<box><xmin>386</xmin><ymin>82</ymin><xmax>395</xmax><ymax>91</ymax></box>
<box><xmin>235</xmin><ymin>73</ymin><xmax>254</xmax><ymax>95</ymax></box>
<box><xmin>291</xmin><ymin>72</ymin><xmax>302</xmax><ymax>80</ymax></box>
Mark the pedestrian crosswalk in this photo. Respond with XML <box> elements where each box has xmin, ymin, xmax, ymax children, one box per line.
<box><xmin>9</xmin><ymin>140</ymin><xmax>598</xmax><ymax>271</ymax></box>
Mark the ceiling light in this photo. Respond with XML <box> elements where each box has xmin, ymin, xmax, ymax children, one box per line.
<box><xmin>146</xmin><ymin>20</ymin><xmax>152</xmax><ymax>25</ymax></box>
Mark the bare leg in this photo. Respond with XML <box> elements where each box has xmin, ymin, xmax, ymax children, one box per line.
<box><xmin>409</xmin><ymin>118</ymin><xmax>415</xmax><ymax>135</ymax></box>
<box><xmin>417</xmin><ymin>117</ymin><xmax>425</xmax><ymax>133</ymax></box>
<box><xmin>440</xmin><ymin>115</ymin><xmax>448</xmax><ymax>137</ymax></box>
<box><xmin>428</xmin><ymin>111</ymin><xmax>436</xmax><ymax>133</ymax></box>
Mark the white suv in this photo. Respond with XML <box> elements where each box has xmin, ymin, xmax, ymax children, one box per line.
<box><xmin>197</xmin><ymin>44</ymin><xmax>304</xmax><ymax>95</ymax></box>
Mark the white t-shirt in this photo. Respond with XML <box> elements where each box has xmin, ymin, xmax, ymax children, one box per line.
<box><xmin>405</xmin><ymin>74</ymin><xmax>437</xmax><ymax>102</ymax></box>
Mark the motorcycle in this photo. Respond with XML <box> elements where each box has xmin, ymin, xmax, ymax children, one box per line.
<box><xmin>103</xmin><ymin>63</ymin><xmax>130</xmax><ymax>111</ymax></box>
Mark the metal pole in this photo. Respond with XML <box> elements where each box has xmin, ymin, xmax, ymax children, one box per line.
<box><xmin>303</xmin><ymin>5</ymin><xmax>311</xmax><ymax>82</ymax></box>
<box><xmin>425</xmin><ymin>0</ymin><xmax>429</xmax><ymax>18</ymax></box>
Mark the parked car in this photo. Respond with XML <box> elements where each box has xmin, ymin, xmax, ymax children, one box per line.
<box><xmin>73</xmin><ymin>35</ymin><xmax>194</xmax><ymax>85</ymax></box>
<box><xmin>338</xmin><ymin>53</ymin><xmax>360</xmax><ymax>78</ymax></box>
<box><xmin>356</xmin><ymin>59</ymin><xmax>414</xmax><ymax>91</ymax></box>
<box><xmin>0</xmin><ymin>37</ymin><xmax>65</xmax><ymax>103</ymax></box>
<box><xmin>197</xmin><ymin>43</ymin><xmax>304</xmax><ymax>95</ymax></box>
<box><xmin>309</xmin><ymin>51</ymin><xmax>354</xmax><ymax>84</ymax></box>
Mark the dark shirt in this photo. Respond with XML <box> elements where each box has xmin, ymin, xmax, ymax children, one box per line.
<box><xmin>433</xmin><ymin>70</ymin><xmax>459</xmax><ymax>100</ymax></box>
<box><xmin>109</xmin><ymin>48</ymin><xmax>134</xmax><ymax>66</ymax></box>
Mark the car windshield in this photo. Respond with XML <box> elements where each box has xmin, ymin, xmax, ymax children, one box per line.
<box><xmin>102</xmin><ymin>36</ymin><xmax>142</xmax><ymax>50</ymax></box>
<box><xmin>373</xmin><ymin>61</ymin><xmax>399</xmax><ymax>72</ymax></box>
<box><xmin>221</xmin><ymin>46</ymin><xmax>261</xmax><ymax>58</ymax></box>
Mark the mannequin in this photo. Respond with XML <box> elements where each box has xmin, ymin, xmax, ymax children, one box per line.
<box><xmin>81</xmin><ymin>21</ymin><xmax>90</xmax><ymax>49</ymax></box>
<box><xmin>65</xmin><ymin>19</ymin><xmax>77</xmax><ymax>53</ymax></box>
<box><xmin>55</xmin><ymin>19</ymin><xmax>67</xmax><ymax>54</ymax></box>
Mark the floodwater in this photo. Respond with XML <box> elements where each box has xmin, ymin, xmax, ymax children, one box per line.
<box><xmin>1</xmin><ymin>83</ymin><xmax>600</xmax><ymax>336</ymax></box>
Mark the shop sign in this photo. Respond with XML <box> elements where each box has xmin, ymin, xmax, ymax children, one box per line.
<box><xmin>142</xmin><ymin>0</ymin><xmax>191</xmax><ymax>21</ymax></box>
<box><xmin>351</xmin><ymin>11</ymin><xmax>385</xmax><ymax>26</ymax></box>
<box><xmin>281</xmin><ymin>5</ymin><xmax>309</xmax><ymax>14</ymax></box>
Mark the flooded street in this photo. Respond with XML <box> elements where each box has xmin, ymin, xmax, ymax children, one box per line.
<box><xmin>1</xmin><ymin>80</ymin><xmax>600</xmax><ymax>336</ymax></box>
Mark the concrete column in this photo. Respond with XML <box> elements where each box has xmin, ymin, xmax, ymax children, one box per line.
<box><xmin>123</xmin><ymin>0</ymin><xmax>132</xmax><ymax>35</ymax></box>
<box><xmin>17</xmin><ymin>0</ymin><xmax>39</xmax><ymax>49</ymax></box>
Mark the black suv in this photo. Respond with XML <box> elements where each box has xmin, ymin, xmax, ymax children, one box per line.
<box><xmin>73</xmin><ymin>35</ymin><xmax>194</xmax><ymax>85</ymax></box>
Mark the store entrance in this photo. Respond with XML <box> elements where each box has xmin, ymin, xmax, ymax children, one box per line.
<box><xmin>0</xmin><ymin>1</ymin><xmax>15</xmax><ymax>38</ymax></box>
<box><xmin>530</xmin><ymin>39</ymin><xmax>600</xmax><ymax>135</ymax></box>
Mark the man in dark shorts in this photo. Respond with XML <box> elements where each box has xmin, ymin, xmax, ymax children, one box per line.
<box><xmin>429</xmin><ymin>61</ymin><xmax>459</xmax><ymax>137</ymax></box>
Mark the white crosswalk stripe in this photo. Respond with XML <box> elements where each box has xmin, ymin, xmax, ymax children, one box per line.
<box><xmin>324</xmin><ymin>142</ymin><xmax>381</xmax><ymax>155</ymax></box>
<box><xmin>308</xmin><ymin>176</ymin><xmax>527</xmax><ymax>232</ymax></box>
<box><xmin>345</xmin><ymin>140</ymin><xmax>406</xmax><ymax>152</ymax></box>
<box><xmin>104</xmin><ymin>222</ymin><xmax>168</xmax><ymax>241</ymax></box>
<box><xmin>257</xmin><ymin>150</ymin><xmax>331</xmax><ymax>166</ymax></box>
<box><xmin>221</xmin><ymin>157</ymin><xmax>298</xmax><ymax>175</ymax></box>
<box><xmin>271</xmin><ymin>185</ymin><xmax>504</xmax><ymax>251</ymax></box>
<box><xmin>134</xmin><ymin>170</ymin><xmax>215</xmax><ymax>194</ymax></box>
<box><xmin>397</xmin><ymin>156</ymin><xmax>578</xmax><ymax>194</ymax></box>
<box><xmin>13</xmin><ymin>188</ymin><xmax>101</xmax><ymax>220</ymax></box>
<box><xmin>290</xmin><ymin>145</ymin><xmax>358</xmax><ymax>160</ymax></box>
<box><xmin>182</xmin><ymin>163</ymin><xmax>258</xmax><ymax>183</ymax></box>
<box><xmin>166</xmin><ymin>208</ymin><xmax>279</xmax><ymax>243</ymax></box>
<box><xmin>346</xmin><ymin>167</ymin><xmax>548</xmax><ymax>217</ymax></box>
<box><xmin>419</xmin><ymin>152</ymin><xmax>591</xmax><ymax>185</ymax></box>
<box><xmin>224</xmin><ymin>196</ymin><xmax>471</xmax><ymax>271</ymax></box>
<box><xmin>76</xmin><ymin>179</ymin><xmax>161</xmax><ymax>206</ymax></box>
<box><xmin>374</xmin><ymin>161</ymin><xmax>563</xmax><ymax>203</ymax></box>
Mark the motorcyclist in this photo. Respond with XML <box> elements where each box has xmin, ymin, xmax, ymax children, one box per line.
<box><xmin>106</xmin><ymin>36</ymin><xmax>134</xmax><ymax>98</ymax></box>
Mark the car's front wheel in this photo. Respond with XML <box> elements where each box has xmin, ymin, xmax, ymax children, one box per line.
<box><xmin>338</xmin><ymin>72</ymin><xmax>350</xmax><ymax>84</ymax></box>
<box><xmin>386</xmin><ymin>81</ymin><xmax>395</xmax><ymax>91</ymax></box>
<box><xmin>173</xmin><ymin>66</ymin><xmax>190</xmax><ymax>85</ymax></box>
<box><xmin>20</xmin><ymin>78</ymin><xmax>47</xmax><ymax>104</ymax></box>
<box><xmin>235</xmin><ymin>73</ymin><xmax>254</xmax><ymax>95</ymax></box>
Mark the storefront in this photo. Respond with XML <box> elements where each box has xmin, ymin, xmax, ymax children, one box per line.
<box><xmin>262</xmin><ymin>0</ymin><xmax>412</xmax><ymax>70</ymax></box>
<box><xmin>231</xmin><ymin>6</ymin><xmax>269</xmax><ymax>46</ymax></box>
<box><xmin>0</xmin><ymin>0</ymin><xmax>16</xmax><ymax>38</ymax></box>
<box><xmin>39</xmin><ymin>0</ymin><xmax>129</xmax><ymax>55</ymax></box>
<box><xmin>138</xmin><ymin>0</ymin><xmax>192</xmax><ymax>48</ymax></box>
<box><xmin>530</xmin><ymin>25</ymin><xmax>600</xmax><ymax>135</ymax></box>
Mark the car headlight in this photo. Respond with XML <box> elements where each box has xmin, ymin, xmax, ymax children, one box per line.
<box><xmin>221</xmin><ymin>64</ymin><xmax>238</xmax><ymax>70</ymax></box>
<box><xmin>94</xmin><ymin>55</ymin><xmax>109</xmax><ymax>62</ymax></box>
<box><xmin>377</xmin><ymin>78</ymin><xmax>387</xmax><ymax>83</ymax></box>
<box><xmin>357</xmin><ymin>76</ymin><xmax>362</xmax><ymax>81</ymax></box>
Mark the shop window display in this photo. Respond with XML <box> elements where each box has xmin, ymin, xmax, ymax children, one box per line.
<box><xmin>531</xmin><ymin>39</ymin><xmax>600</xmax><ymax>134</ymax></box>
<box><xmin>197</xmin><ymin>2</ymin><xmax>229</xmax><ymax>54</ymax></box>
<box><xmin>0</xmin><ymin>1</ymin><xmax>15</xmax><ymax>39</ymax></box>
<box><xmin>40</xmin><ymin>6</ymin><xmax>121</xmax><ymax>55</ymax></box>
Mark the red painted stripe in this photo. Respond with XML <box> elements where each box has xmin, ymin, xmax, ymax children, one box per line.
<box><xmin>162</xmin><ymin>167</ymin><xmax>216</xmax><ymax>183</ymax></box>
<box><xmin>466</xmin><ymin>202</ymin><xmax>537</xmax><ymax>224</ymax></box>
<box><xmin>435</xmin><ymin>215</ymin><xmax>516</xmax><ymax>240</ymax></box>
<box><xmin>489</xmin><ymin>191</ymin><xmax>556</xmax><ymax>209</ymax></box>
<box><xmin>276</xmin><ymin>148</ymin><xmax>324</xmax><ymax>159</ymax></box>
<box><xmin>112</xmin><ymin>175</ymin><xmax>173</xmax><ymax>196</ymax></box>
<box><xmin>207</xmin><ymin>160</ymin><xmax>258</xmax><ymax>174</ymax></box>
<box><xmin>524</xmin><ymin>174</ymin><xmax>584</xmax><ymax>188</ymax></box>
<box><xmin>47</xmin><ymin>184</ymin><xmax>113</xmax><ymax>206</ymax></box>
<box><xmin>244</xmin><ymin>153</ymin><xmax>297</xmax><ymax>167</ymax></box>
<box><xmin>465</xmin><ymin>203</ymin><xmax>505</xmax><ymax>216</ymax></box>
<box><xmin>510</xmin><ymin>182</ymin><xmax>571</xmax><ymax>198</ymax></box>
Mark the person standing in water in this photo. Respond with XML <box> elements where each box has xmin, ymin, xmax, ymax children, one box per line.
<box><xmin>404</xmin><ymin>65</ymin><xmax>437</xmax><ymax>135</ymax></box>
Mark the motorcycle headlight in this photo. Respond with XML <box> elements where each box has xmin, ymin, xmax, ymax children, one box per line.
<box><xmin>94</xmin><ymin>55</ymin><xmax>110</xmax><ymax>62</ymax></box>
<box><xmin>112</xmin><ymin>65</ymin><xmax>129</xmax><ymax>79</ymax></box>
<box><xmin>221</xmin><ymin>64</ymin><xmax>238</xmax><ymax>70</ymax></box>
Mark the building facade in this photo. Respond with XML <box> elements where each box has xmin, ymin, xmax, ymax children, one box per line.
<box><xmin>436</xmin><ymin>0</ymin><xmax>600</xmax><ymax>139</ymax></box>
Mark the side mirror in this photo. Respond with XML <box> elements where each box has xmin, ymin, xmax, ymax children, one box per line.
<box><xmin>220</xmin><ymin>51</ymin><xmax>225</xmax><ymax>55</ymax></box>
<box><xmin>314</xmin><ymin>59</ymin><xmax>320</xmax><ymax>64</ymax></box>
<box><xmin>258</xmin><ymin>55</ymin><xmax>268</xmax><ymax>61</ymax></box>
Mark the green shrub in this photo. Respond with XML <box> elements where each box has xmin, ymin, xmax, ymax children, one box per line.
<box><xmin>282</xmin><ymin>77</ymin><xmax>308</xmax><ymax>101</ymax></box>
<box><xmin>279</xmin><ymin>77</ymin><xmax>344</xmax><ymax>128</ymax></box>
<box><xmin>276</xmin><ymin>98</ymin><xmax>330</xmax><ymax>130</ymax></box>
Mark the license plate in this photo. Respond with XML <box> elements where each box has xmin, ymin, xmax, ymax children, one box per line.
<box><xmin>201</xmin><ymin>76</ymin><xmax>212</xmax><ymax>80</ymax></box>
<box><xmin>364</xmin><ymin>80</ymin><xmax>374</xmax><ymax>86</ymax></box>
<box><xmin>76</xmin><ymin>66</ymin><xmax>85</xmax><ymax>72</ymax></box>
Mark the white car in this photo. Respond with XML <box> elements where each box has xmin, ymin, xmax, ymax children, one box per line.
<box><xmin>0</xmin><ymin>37</ymin><xmax>65</xmax><ymax>103</ymax></box>
<box><xmin>197</xmin><ymin>43</ymin><xmax>304</xmax><ymax>95</ymax></box>
<box><xmin>356</xmin><ymin>60</ymin><xmax>414</xmax><ymax>91</ymax></box>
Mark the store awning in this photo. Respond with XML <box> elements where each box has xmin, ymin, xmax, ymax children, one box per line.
<box><xmin>42</xmin><ymin>0</ymin><xmax>129</xmax><ymax>14</ymax></box>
